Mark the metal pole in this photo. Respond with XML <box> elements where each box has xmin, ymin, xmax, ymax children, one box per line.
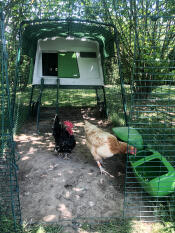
<box><xmin>56</xmin><ymin>78</ymin><xmax>60</xmax><ymax>114</ymax></box>
<box><xmin>114</xmin><ymin>27</ymin><xmax>128</xmax><ymax>126</ymax></box>
<box><xmin>36</xmin><ymin>78</ymin><xmax>44</xmax><ymax>132</ymax></box>
<box><xmin>102</xmin><ymin>86</ymin><xmax>108</xmax><ymax>118</ymax></box>
<box><xmin>29</xmin><ymin>85</ymin><xmax>34</xmax><ymax>115</ymax></box>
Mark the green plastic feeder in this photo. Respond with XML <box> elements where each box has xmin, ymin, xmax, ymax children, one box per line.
<box><xmin>112</xmin><ymin>127</ymin><xmax>143</xmax><ymax>150</ymax></box>
<box><xmin>130</xmin><ymin>150</ymin><xmax>175</xmax><ymax>197</ymax></box>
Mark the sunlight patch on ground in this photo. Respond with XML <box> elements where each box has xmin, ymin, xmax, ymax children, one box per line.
<box><xmin>21</xmin><ymin>156</ymin><xmax>30</xmax><ymax>161</ymax></box>
<box><xmin>65</xmin><ymin>191</ymin><xmax>71</xmax><ymax>199</ymax></box>
<box><xmin>73</xmin><ymin>187</ymin><xmax>84</xmax><ymax>192</ymax></box>
<box><xmin>48</xmin><ymin>142</ymin><xmax>54</xmax><ymax>148</ymax></box>
<box><xmin>29</xmin><ymin>147</ymin><xmax>37</xmax><ymax>153</ymax></box>
<box><xmin>57</xmin><ymin>203</ymin><xmax>72</xmax><ymax>218</ymax></box>
<box><xmin>43</xmin><ymin>215</ymin><xmax>56</xmax><ymax>222</ymax></box>
<box><xmin>132</xmin><ymin>220</ymin><xmax>165</xmax><ymax>233</ymax></box>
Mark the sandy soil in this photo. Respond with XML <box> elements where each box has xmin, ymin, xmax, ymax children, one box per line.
<box><xmin>15</xmin><ymin>106</ymin><xmax>140</xmax><ymax>226</ymax></box>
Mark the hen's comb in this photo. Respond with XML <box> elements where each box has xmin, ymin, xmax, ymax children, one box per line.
<box><xmin>64</xmin><ymin>121</ymin><xmax>73</xmax><ymax>128</ymax></box>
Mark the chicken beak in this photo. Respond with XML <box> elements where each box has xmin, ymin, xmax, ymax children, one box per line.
<box><xmin>128</xmin><ymin>147</ymin><xmax>137</xmax><ymax>155</ymax></box>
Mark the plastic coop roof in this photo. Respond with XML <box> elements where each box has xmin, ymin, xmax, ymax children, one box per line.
<box><xmin>21</xmin><ymin>20</ymin><xmax>116</xmax><ymax>59</ymax></box>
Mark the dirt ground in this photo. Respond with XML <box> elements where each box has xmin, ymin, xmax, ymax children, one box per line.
<box><xmin>15</xmin><ymin>106</ymin><xmax>141</xmax><ymax>226</ymax></box>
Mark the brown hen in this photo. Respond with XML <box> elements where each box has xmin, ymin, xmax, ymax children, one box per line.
<box><xmin>84</xmin><ymin>120</ymin><xmax>136</xmax><ymax>177</ymax></box>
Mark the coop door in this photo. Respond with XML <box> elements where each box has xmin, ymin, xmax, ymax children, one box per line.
<box><xmin>42</xmin><ymin>53</ymin><xmax>58</xmax><ymax>76</ymax></box>
<box><xmin>58</xmin><ymin>52</ymin><xmax>80</xmax><ymax>78</ymax></box>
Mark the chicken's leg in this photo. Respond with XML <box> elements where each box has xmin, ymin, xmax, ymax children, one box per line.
<box><xmin>96</xmin><ymin>161</ymin><xmax>114</xmax><ymax>178</ymax></box>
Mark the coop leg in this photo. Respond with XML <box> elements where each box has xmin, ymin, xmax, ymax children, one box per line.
<box><xmin>95</xmin><ymin>87</ymin><xmax>100</xmax><ymax>106</ymax></box>
<box><xmin>29</xmin><ymin>85</ymin><xmax>34</xmax><ymax>115</ymax></box>
<box><xmin>102</xmin><ymin>86</ymin><xmax>108</xmax><ymax>118</ymax></box>
<box><xmin>36</xmin><ymin>78</ymin><xmax>44</xmax><ymax>132</ymax></box>
<box><xmin>56</xmin><ymin>78</ymin><xmax>60</xmax><ymax>115</ymax></box>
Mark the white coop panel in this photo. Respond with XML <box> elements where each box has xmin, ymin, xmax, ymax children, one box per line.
<box><xmin>32</xmin><ymin>37</ymin><xmax>104</xmax><ymax>86</ymax></box>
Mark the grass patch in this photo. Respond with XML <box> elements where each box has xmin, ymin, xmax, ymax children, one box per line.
<box><xmin>23</xmin><ymin>223</ymin><xmax>63</xmax><ymax>233</ymax></box>
<box><xmin>2</xmin><ymin>219</ymin><xmax>175</xmax><ymax>233</ymax></box>
<box><xmin>12</xmin><ymin>84</ymin><xmax>130</xmax><ymax>133</ymax></box>
<box><xmin>0</xmin><ymin>215</ymin><xmax>22</xmax><ymax>233</ymax></box>
<box><xmin>2</xmin><ymin>84</ymin><xmax>175</xmax><ymax>232</ymax></box>
<box><xmin>81</xmin><ymin>219</ymin><xmax>133</xmax><ymax>233</ymax></box>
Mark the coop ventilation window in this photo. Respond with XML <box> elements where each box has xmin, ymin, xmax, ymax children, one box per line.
<box><xmin>80</xmin><ymin>52</ymin><xmax>97</xmax><ymax>58</ymax></box>
<box><xmin>42</xmin><ymin>52</ymin><xmax>80</xmax><ymax>78</ymax></box>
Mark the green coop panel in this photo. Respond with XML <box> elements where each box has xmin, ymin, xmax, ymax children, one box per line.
<box><xmin>58</xmin><ymin>52</ymin><xmax>80</xmax><ymax>78</ymax></box>
<box><xmin>112</xmin><ymin>127</ymin><xmax>143</xmax><ymax>150</ymax></box>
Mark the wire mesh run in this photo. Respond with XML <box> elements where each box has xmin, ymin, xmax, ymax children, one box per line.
<box><xmin>15</xmin><ymin>17</ymin><xmax>125</xmax><ymax>131</ymax></box>
<box><xmin>124</xmin><ymin>15</ymin><xmax>175</xmax><ymax>222</ymax></box>
<box><xmin>11</xmin><ymin>13</ymin><xmax>129</xmax><ymax>225</ymax></box>
<box><xmin>3</xmin><ymin>0</ymin><xmax>175</xmax><ymax>227</ymax></box>
<box><xmin>0</xmin><ymin>9</ymin><xmax>21</xmax><ymax>232</ymax></box>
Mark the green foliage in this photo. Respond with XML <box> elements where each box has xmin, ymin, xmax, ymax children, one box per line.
<box><xmin>23</xmin><ymin>223</ymin><xmax>63</xmax><ymax>233</ymax></box>
<box><xmin>1</xmin><ymin>217</ymin><xmax>175</xmax><ymax>233</ymax></box>
<box><xmin>0</xmin><ymin>215</ymin><xmax>22</xmax><ymax>233</ymax></box>
<box><xmin>81</xmin><ymin>219</ymin><xmax>133</xmax><ymax>233</ymax></box>
<box><xmin>2</xmin><ymin>0</ymin><xmax>175</xmax><ymax>91</ymax></box>
<box><xmin>1</xmin><ymin>1</ymin><xmax>175</xmax><ymax>231</ymax></box>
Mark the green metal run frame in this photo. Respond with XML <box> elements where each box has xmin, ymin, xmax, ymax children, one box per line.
<box><xmin>2</xmin><ymin>0</ymin><xmax>175</xmax><ymax>227</ymax></box>
<box><xmin>0</xmin><ymin>8</ymin><xmax>21</xmax><ymax>232</ymax></box>
<box><xmin>124</xmin><ymin>15</ymin><xmax>175</xmax><ymax>222</ymax></box>
<box><xmin>18</xmin><ymin>17</ymin><xmax>128</xmax><ymax>128</ymax></box>
<box><xmin>29</xmin><ymin>78</ymin><xmax>60</xmax><ymax>132</ymax></box>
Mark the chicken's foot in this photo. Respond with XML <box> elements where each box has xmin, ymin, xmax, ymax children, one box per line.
<box><xmin>55</xmin><ymin>152</ymin><xmax>70</xmax><ymax>160</ymax></box>
<box><xmin>96</xmin><ymin>161</ymin><xmax>114</xmax><ymax>178</ymax></box>
<box><xmin>63</xmin><ymin>153</ymin><xmax>71</xmax><ymax>160</ymax></box>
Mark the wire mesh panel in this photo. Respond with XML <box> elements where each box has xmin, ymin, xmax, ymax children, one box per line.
<box><xmin>15</xmin><ymin>17</ymin><xmax>126</xmax><ymax>131</ymax></box>
<box><xmin>5</xmin><ymin>0</ymin><xmax>175</xmax><ymax>226</ymax></box>
<box><xmin>7</xmin><ymin>0</ymin><xmax>175</xmax><ymax>227</ymax></box>
<box><xmin>124</xmin><ymin>15</ymin><xmax>175</xmax><ymax>221</ymax></box>
<box><xmin>9</xmin><ymin>7</ymin><xmax>130</xmax><ymax>224</ymax></box>
<box><xmin>0</xmin><ymin>8</ymin><xmax>21</xmax><ymax>232</ymax></box>
<box><xmin>8</xmin><ymin>0</ymin><xmax>127</xmax><ymax>132</ymax></box>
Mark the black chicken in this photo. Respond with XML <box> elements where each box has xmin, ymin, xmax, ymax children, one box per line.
<box><xmin>52</xmin><ymin>115</ymin><xmax>76</xmax><ymax>158</ymax></box>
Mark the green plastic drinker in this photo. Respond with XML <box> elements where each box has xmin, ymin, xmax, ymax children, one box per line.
<box><xmin>112</xmin><ymin>127</ymin><xmax>143</xmax><ymax>150</ymax></box>
<box><xmin>129</xmin><ymin>149</ymin><xmax>175</xmax><ymax>197</ymax></box>
<box><xmin>112</xmin><ymin>127</ymin><xmax>175</xmax><ymax>197</ymax></box>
